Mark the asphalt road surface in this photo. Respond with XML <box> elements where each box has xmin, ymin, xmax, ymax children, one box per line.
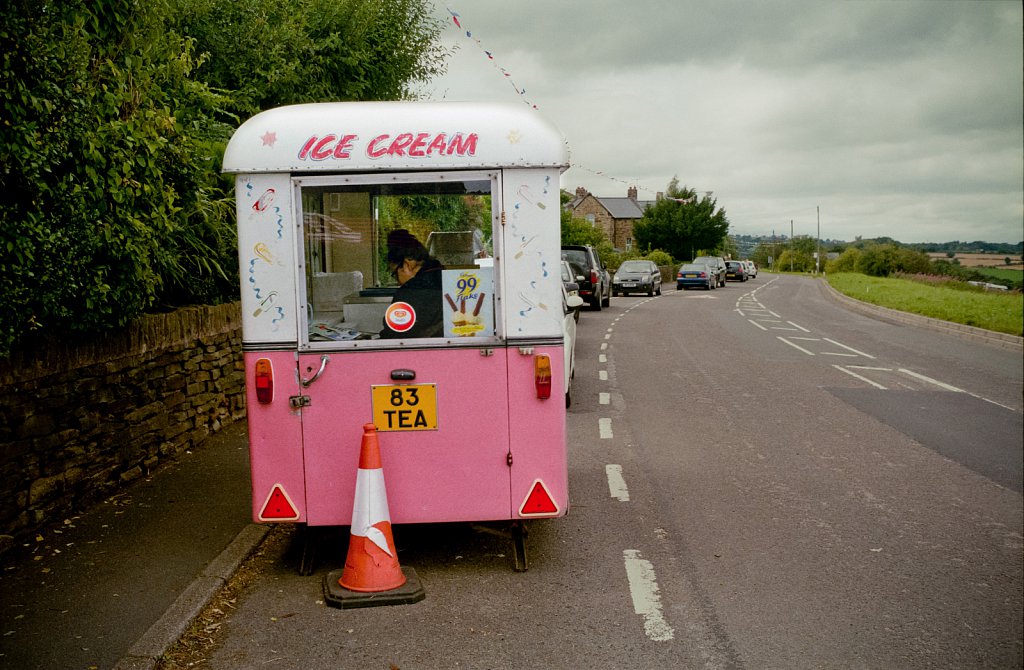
<box><xmin>193</xmin><ymin>273</ymin><xmax>1022</xmax><ymax>668</ymax></box>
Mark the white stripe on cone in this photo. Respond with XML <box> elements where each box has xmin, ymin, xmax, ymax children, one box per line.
<box><xmin>350</xmin><ymin>467</ymin><xmax>393</xmax><ymax>557</ymax></box>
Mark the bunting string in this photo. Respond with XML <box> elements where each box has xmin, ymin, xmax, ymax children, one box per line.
<box><xmin>447</xmin><ymin>8</ymin><xmax>538</xmax><ymax>109</ymax></box>
<box><xmin>445</xmin><ymin>7</ymin><xmax>666</xmax><ymax>199</ymax></box>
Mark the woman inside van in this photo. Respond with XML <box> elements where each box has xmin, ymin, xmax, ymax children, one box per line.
<box><xmin>379</xmin><ymin>228</ymin><xmax>445</xmax><ymax>338</ymax></box>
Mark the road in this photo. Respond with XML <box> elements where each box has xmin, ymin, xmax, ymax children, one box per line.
<box><xmin>194</xmin><ymin>273</ymin><xmax>1022</xmax><ymax>668</ymax></box>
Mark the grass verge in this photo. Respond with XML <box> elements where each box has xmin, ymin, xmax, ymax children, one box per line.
<box><xmin>826</xmin><ymin>273</ymin><xmax>1023</xmax><ymax>336</ymax></box>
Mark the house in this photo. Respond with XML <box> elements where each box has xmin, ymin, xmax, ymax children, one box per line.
<box><xmin>566</xmin><ymin>186</ymin><xmax>656</xmax><ymax>251</ymax></box>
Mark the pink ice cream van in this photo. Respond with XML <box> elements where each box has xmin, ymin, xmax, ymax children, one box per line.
<box><xmin>223</xmin><ymin>102</ymin><xmax>573</xmax><ymax>570</ymax></box>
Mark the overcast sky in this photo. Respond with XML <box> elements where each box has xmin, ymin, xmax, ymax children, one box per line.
<box><xmin>415</xmin><ymin>1</ymin><xmax>1023</xmax><ymax>244</ymax></box>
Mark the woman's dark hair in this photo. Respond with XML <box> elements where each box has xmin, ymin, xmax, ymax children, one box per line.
<box><xmin>386</xmin><ymin>228</ymin><xmax>430</xmax><ymax>265</ymax></box>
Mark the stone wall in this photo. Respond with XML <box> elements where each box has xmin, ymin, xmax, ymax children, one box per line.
<box><xmin>0</xmin><ymin>303</ymin><xmax>246</xmax><ymax>551</ymax></box>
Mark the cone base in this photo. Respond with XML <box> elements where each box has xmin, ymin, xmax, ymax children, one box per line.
<box><xmin>323</xmin><ymin>566</ymin><xmax>425</xmax><ymax>609</ymax></box>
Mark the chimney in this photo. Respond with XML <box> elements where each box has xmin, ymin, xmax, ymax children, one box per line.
<box><xmin>575</xmin><ymin>186</ymin><xmax>588</xmax><ymax>198</ymax></box>
<box><xmin>627</xmin><ymin>185</ymin><xmax>638</xmax><ymax>200</ymax></box>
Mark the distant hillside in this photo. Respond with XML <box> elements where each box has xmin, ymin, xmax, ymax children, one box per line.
<box><xmin>731</xmin><ymin>234</ymin><xmax>1023</xmax><ymax>259</ymax></box>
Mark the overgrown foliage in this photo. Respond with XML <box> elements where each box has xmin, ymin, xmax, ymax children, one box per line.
<box><xmin>0</xmin><ymin>0</ymin><xmax>446</xmax><ymax>356</ymax></box>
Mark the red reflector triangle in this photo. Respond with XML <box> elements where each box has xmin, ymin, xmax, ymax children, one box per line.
<box><xmin>519</xmin><ymin>479</ymin><xmax>560</xmax><ymax>517</ymax></box>
<box><xmin>259</xmin><ymin>484</ymin><xmax>300</xmax><ymax>521</ymax></box>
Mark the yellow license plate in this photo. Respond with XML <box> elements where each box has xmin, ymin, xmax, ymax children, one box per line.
<box><xmin>371</xmin><ymin>384</ymin><xmax>438</xmax><ymax>431</ymax></box>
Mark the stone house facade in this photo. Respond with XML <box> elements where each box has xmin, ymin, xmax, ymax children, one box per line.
<box><xmin>566</xmin><ymin>186</ymin><xmax>656</xmax><ymax>251</ymax></box>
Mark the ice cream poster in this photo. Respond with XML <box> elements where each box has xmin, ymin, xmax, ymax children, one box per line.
<box><xmin>442</xmin><ymin>267</ymin><xmax>494</xmax><ymax>337</ymax></box>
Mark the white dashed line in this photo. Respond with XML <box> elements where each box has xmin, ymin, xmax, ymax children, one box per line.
<box><xmin>599</xmin><ymin>392</ymin><xmax>610</xmax><ymax>404</ymax></box>
<box><xmin>833</xmin><ymin>365</ymin><xmax>888</xmax><ymax>389</ymax></box>
<box><xmin>599</xmin><ymin>354</ymin><xmax>607</xmax><ymax>363</ymax></box>
<box><xmin>599</xmin><ymin>418</ymin><xmax>613</xmax><ymax>438</ymax></box>
<box><xmin>623</xmin><ymin>550</ymin><xmax>675</xmax><ymax>642</ymax></box>
<box><xmin>599</xmin><ymin>370</ymin><xmax>608</xmax><ymax>381</ymax></box>
<box><xmin>606</xmin><ymin>464</ymin><xmax>630</xmax><ymax>501</ymax></box>
<box><xmin>898</xmin><ymin>368</ymin><xmax>963</xmax><ymax>392</ymax></box>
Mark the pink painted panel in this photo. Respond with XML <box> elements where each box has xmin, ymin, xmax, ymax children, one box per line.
<box><xmin>507</xmin><ymin>345</ymin><xmax>569</xmax><ymax>518</ymax></box>
<box><xmin>244</xmin><ymin>352</ymin><xmax>305</xmax><ymax>522</ymax></box>
<box><xmin>246</xmin><ymin>345</ymin><xmax>569</xmax><ymax>526</ymax></box>
<box><xmin>298</xmin><ymin>347</ymin><xmax>514</xmax><ymax>525</ymax></box>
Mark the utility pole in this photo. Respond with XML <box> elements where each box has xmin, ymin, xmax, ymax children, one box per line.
<box><xmin>816</xmin><ymin>206</ymin><xmax>821</xmax><ymax>275</ymax></box>
<box><xmin>790</xmin><ymin>219</ymin><xmax>794</xmax><ymax>273</ymax></box>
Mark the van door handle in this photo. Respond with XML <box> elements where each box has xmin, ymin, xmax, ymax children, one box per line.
<box><xmin>301</xmin><ymin>354</ymin><xmax>330</xmax><ymax>387</ymax></box>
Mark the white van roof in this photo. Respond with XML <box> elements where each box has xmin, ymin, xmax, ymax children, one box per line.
<box><xmin>223</xmin><ymin>101</ymin><xmax>570</xmax><ymax>173</ymax></box>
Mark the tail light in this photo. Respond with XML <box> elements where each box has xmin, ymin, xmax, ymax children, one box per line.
<box><xmin>254</xmin><ymin>358</ymin><xmax>274</xmax><ymax>404</ymax></box>
<box><xmin>534</xmin><ymin>354</ymin><xmax>552</xmax><ymax>399</ymax></box>
<box><xmin>590</xmin><ymin>269</ymin><xmax>599</xmax><ymax>284</ymax></box>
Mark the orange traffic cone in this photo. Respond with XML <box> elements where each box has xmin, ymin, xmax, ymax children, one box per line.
<box><xmin>323</xmin><ymin>424</ymin><xmax>424</xmax><ymax>609</ymax></box>
<box><xmin>339</xmin><ymin>423</ymin><xmax>405</xmax><ymax>591</ymax></box>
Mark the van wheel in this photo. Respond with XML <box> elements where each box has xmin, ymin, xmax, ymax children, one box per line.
<box><xmin>590</xmin><ymin>296</ymin><xmax>602</xmax><ymax>311</ymax></box>
<box><xmin>602</xmin><ymin>291</ymin><xmax>610</xmax><ymax>307</ymax></box>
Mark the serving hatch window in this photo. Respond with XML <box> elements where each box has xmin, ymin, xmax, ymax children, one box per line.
<box><xmin>298</xmin><ymin>173</ymin><xmax>498</xmax><ymax>344</ymax></box>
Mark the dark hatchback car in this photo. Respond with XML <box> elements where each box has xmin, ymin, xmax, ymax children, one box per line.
<box><xmin>613</xmin><ymin>259</ymin><xmax>662</xmax><ymax>296</ymax></box>
<box><xmin>676</xmin><ymin>263</ymin><xmax>715</xmax><ymax>290</ymax></box>
<box><xmin>561</xmin><ymin>245</ymin><xmax>612</xmax><ymax>310</ymax></box>
<box><xmin>725</xmin><ymin>260</ymin><xmax>748</xmax><ymax>282</ymax></box>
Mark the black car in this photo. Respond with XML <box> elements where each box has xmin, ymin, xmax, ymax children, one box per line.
<box><xmin>613</xmin><ymin>259</ymin><xmax>662</xmax><ymax>296</ymax></box>
<box><xmin>561</xmin><ymin>245</ymin><xmax>612</xmax><ymax>310</ymax></box>
<box><xmin>725</xmin><ymin>260</ymin><xmax>748</xmax><ymax>281</ymax></box>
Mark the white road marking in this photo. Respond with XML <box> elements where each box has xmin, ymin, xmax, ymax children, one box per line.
<box><xmin>599</xmin><ymin>392</ymin><xmax>610</xmax><ymax>405</ymax></box>
<box><xmin>606</xmin><ymin>464</ymin><xmax>630</xmax><ymax>501</ymax></box>
<box><xmin>599</xmin><ymin>418</ymin><xmax>613</xmax><ymax>438</ymax></box>
<box><xmin>623</xmin><ymin>550</ymin><xmax>675</xmax><ymax>642</ymax></box>
<box><xmin>778</xmin><ymin>337</ymin><xmax>816</xmax><ymax>356</ymax></box>
<box><xmin>848</xmin><ymin>365</ymin><xmax>892</xmax><ymax>371</ymax></box>
<box><xmin>599</xmin><ymin>354</ymin><xmax>607</xmax><ymax>363</ymax></box>
<box><xmin>601</xmin><ymin>342</ymin><xmax>608</xmax><ymax>351</ymax></box>
<box><xmin>823</xmin><ymin>338</ymin><xmax>875</xmax><ymax>359</ymax></box>
<box><xmin>748</xmin><ymin>319</ymin><xmax>768</xmax><ymax>331</ymax></box>
<box><xmin>833</xmin><ymin>365</ymin><xmax>888</xmax><ymax>389</ymax></box>
<box><xmin>898</xmin><ymin>369</ymin><xmax>963</xmax><ymax>392</ymax></box>
<box><xmin>787</xmin><ymin>321</ymin><xmax>811</xmax><ymax>332</ymax></box>
<box><xmin>822</xmin><ymin>352</ymin><xmax>859</xmax><ymax>357</ymax></box>
<box><xmin>599</xmin><ymin>370</ymin><xmax>608</xmax><ymax>381</ymax></box>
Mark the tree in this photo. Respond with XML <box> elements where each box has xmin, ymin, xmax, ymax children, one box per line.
<box><xmin>560</xmin><ymin>207</ymin><xmax>606</xmax><ymax>247</ymax></box>
<box><xmin>826</xmin><ymin>247</ymin><xmax>861</xmax><ymax>274</ymax></box>
<box><xmin>171</xmin><ymin>0</ymin><xmax>448</xmax><ymax>116</ymax></box>
<box><xmin>0</xmin><ymin>0</ymin><xmax>449</xmax><ymax>356</ymax></box>
<box><xmin>633</xmin><ymin>177</ymin><xmax>729</xmax><ymax>261</ymax></box>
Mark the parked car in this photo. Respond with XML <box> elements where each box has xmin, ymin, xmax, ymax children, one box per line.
<box><xmin>561</xmin><ymin>245</ymin><xmax>612</xmax><ymax>310</ymax></box>
<box><xmin>613</xmin><ymin>259</ymin><xmax>662</xmax><ymax>296</ymax></box>
<box><xmin>676</xmin><ymin>263</ymin><xmax>715</xmax><ymax>290</ymax></box>
<box><xmin>560</xmin><ymin>280</ymin><xmax>584</xmax><ymax>407</ymax></box>
<box><xmin>725</xmin><ymin>260</ymin><xmax>748</xmax><ymax>282</ymax></box>
<box><xmin>692</xmin><ymin>255</ymin><xmax>726</xmax><ymax>287</ymax></box>
<box><xmin>560</xmin><ymin>260</ymin><xmax>582</xmax><ymax>322</ymax></box>
<box><xmin>743</xmin><ymin>260</ymin><xmax>757</xmax><ymax>278</ymax></box>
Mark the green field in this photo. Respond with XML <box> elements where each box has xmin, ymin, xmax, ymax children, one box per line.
<box><xmin>826</xmin><ymin>273</ymin><xmax>1023</xmax><ymax>336</ymax></box>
